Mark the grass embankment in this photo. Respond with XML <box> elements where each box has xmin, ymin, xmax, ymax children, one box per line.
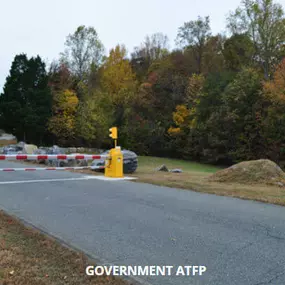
<box><xmin>0</xmin><ymin>211</ymin><xmax>127</xmax><ymax>285</ymax></box>
<box><xmin>132</xmin><ymin>156</ymin><xmax>285</xmax><ymax>207</ymax></box>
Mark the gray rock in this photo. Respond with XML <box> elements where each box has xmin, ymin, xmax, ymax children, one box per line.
<box><xmin>68</xmin><ymin>147</ymin><xmax>77</xmax><ymax>153</ymax></box>
<box><xmin>170</xmin><ymin>169</ymin><xmax>183</xmax><ymax>173</ymax></box>
<box><xmin>155</xmin><ymin>165</ymin><xmax>169</xmax><ymax>172</ymax></box>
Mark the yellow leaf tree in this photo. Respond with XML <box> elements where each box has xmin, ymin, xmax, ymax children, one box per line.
<box><xmin>168</xmin><ymin>74</ymin><xmax>205</xmax><ymax>136</ymax></box>
<box><xmin>101</xmin><ymin>45</ymin><xmax>136</xmax><ymax>97</ymax></box>
<box><xmin>48</xmin><ymin>89</ymin><xmax>79</xmax><ymax>144</ymax></box>
<box><xmin>168</xmin><ymin>105</ymin><xmax>190</xmax><ymax>135</ymax></box>
<box><xmin>100</xmin><ymin>45</ymin><xmax>137</xmax><ymax>127</ymax></box>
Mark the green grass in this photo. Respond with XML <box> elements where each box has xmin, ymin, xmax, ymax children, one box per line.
<box><xmin>137</xmin><ymin>156</ymin><xmax>221</xmax><ymax>173</ymax></box>
<box><xmin>128</xmin><ymin>156</ymin><xmax>285</xmax><ymax>207</ymax></box>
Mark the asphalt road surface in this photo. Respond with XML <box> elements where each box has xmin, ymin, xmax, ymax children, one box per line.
<box><xmin>0</xmin><ymin>160</ymin><xmax>285</xmax><ymax>285</ymax></box>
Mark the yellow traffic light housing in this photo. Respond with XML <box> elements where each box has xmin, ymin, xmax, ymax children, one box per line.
<box><xmin>109</xmin><ymin>127</ymin><xmax>118</xmax><ymax>140</ymax></box>
<box><xmin>109</xmin><ymin>127</ymin><xmax>118</xmax><ymax>147</ymax></box>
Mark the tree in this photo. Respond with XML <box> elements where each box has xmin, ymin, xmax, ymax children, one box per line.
<box><xmin>100</xmin><ymin>45</ymin><xmax>137</xmax><ymax>127</ymax></box>
<box><xmin>48</xmin><ymin>89</ymin><xmax>79</xmax><ymax>145</ymax></box>
<box><xmin>168</xmin><ymin>69</ymin><xmax>266</xmax><ymax>163</ymax></box>
<box><xmin>75</xmin><ymin>90</ymin><xmax>113</xmax><ymax>147</ymax></box>
<box><xmin>202</xmin><ymin>35</ymin><xmax>226</xmax><ymax>74</ymax></box>
<box><xmin>262</xmin><ymin>59</ymin><xmax>285</xmax><ymax>164</ymax></box>
<box><xmin>48</xmin><ymin>62</ymin><xmax>74</xmax><ymax>92</ymax></box>
<box><xmin>122</xmin><ymin>82</ymin><xmax>170</xmax><ymax>155</ymax></box>
<box><xmin>0</xmin><ymin>54</ymin><xmax>52</xmax><ymax>144</ymax></box>
<box><xmin>168</xmin><ymin>74</ymin><xmax>206</xmax><ymax>159</ymax></box>
<box><xmin>132</xmin><ymin>33</ymin><xmax>169</xmax><ymax>61</ymax></box>
<box><xmin>131</xmin><ymin>33</ymin><xmax>169</xmax><ymax>81</ymax></box>
<box><xmin>227</xmin><ymin>0</ymin><xmax>285</xmax><ymax>79</ymax></box>
<box><xmin>264</xmin><ymin>58</ymin><xmax>285</xmax><ymax>101</ymax></box>
<box><xmin>62</xmin><ymin>26</ymin><xmax>104</xmax><ymax>80</ymax></box>
<box><xmin>218</xmin><ymin>68</ymin><xmax>265</xmax><ymax>161</ymax></box>
<box><xmin>176</xmin><ymin>16</ymin><xmax>211</xmax><ymax>73</ymax></box>
<box><xmin>223</xmin><ymin>33</ymin><xmax>255</xmax><ymax>70</ymax></box>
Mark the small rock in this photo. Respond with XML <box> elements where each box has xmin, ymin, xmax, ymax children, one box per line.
<box><xmin>170</xmin><ymin>169</ymin><xmax>183</xmax><ymax>173</ymax></box>
<box><xmin>155</xmin><ymin>165</ymin><xmax>169</xmax><ymax>172</ymax></box>
<box><xmin>276</xmin><ymin>182</ymin><xmax>284</xmax><ymax>187</ymax></box>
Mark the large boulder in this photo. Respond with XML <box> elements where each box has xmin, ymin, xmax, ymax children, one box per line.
<box><xmin>208</xmin><ymin>159</ymin><xmax>285</xmax><ymax>186</ymax></box>
<box><xmin>68</xmin><ymin>153</ymin><xmax>88</xmax><ymax>167</ymax></box>
<box><xmin>23</xmin><ymin>144</ymin><xmax>38</xmax><ymax>154</ymax></box>
<box><xmin>45</xmin><ymin>145</ymin><xmax>68</xmax><ymax>166</ymax></box>
<box><xmin>91</xmin><ymin>149</ymin><xmax>138</xmax><ymax>174</ymax></box>
<box><xmin>122</xmin><ymin>150</ymin><xmax>138</xmax><ymax>174</ymax></box>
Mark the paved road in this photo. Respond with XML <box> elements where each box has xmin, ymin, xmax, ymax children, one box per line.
<box><xmin>0</xmin><ymin>160</ymin><xmax>285</xmax><ymax>285</ymax></box>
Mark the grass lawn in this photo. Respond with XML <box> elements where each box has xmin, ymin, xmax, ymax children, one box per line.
<box><xmin>137</xmin><ymin>156</ymin><xmax>221</xmax><ymax>173</ymax></box>
<box><xmin>131</xmin><ymin>156</ymin><xmax>285</xmax><ymax>207</ymax></box>
<box><xmin>0</xmin><ymin>211</ymin><xmax>128</xmax><ymax>285</ymax></box>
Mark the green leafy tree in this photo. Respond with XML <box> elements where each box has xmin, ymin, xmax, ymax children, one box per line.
<box><xmin>0</xmin><ymin>54</ymin><xmax>52</xmax><ymax>144</ymax></box>
<box><xmin>62</xmin><ymin>26</ymin><xmax>104</xmax><ymax>80</ymax></box>
<box><xmin>227</xmin><ymin>0</ymin><xmax>285</xmax><ymax>78</ymax></box>
<box><xmin>223</xmin><ymin>33</ymin><xmax>255</xmax><ymax>70</ymax></box>
<box><xmin>131</xmin><ymin>33</ymin><xmax>169</xmax><ymax>82</ymax></box>
<box><xmin>76</xmin><ymin>90</ymin><xmax>113</xmax><ymax>147</ymax></box>
<box><xmin>176</xmin><ymin>16</ymin><xmax>211</xmax><ymax>73</ymax></box>
<box><xmin>202</xmin><ymin>35</ymin><xmax>226</xmax><ymax>74</ymax></box>
<box><xmin>122</xmin><ymin>82</ymin><xmax>167</xmax><ymax>155</ymax></box>
<box><xmin>217</xmin><ymin>68</ymin><xmax>265</xmax><ymax>161</ymax></box>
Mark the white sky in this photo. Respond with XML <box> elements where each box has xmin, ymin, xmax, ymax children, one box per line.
<box><xmin>0</xmin><ymin>0</ymin><xmax>284</xmax><ymax>91</ymax></box>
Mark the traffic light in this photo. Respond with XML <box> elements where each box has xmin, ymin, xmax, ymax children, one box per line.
<box><xmin>109</xmin><ymin>127</ymin><xmax>118</xmax><ymax>140</ymax></box>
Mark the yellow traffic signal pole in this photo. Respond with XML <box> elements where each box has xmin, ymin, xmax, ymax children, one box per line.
<box><xmin>105</xmin><ymin>127</ymin><xmax>123</xmax><ymax>178</ymax></box>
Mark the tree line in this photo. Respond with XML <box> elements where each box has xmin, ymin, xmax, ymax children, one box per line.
<box><xmin>1</xmin><ymin>0</ymin><xmax>285</xmax><ymax>166</ymax></box>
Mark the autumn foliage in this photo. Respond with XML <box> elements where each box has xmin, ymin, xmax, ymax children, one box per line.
<box><xmin>2</xmin><ymin>1</ymin><xmax>285</xmax><ymax>167</ymax></box>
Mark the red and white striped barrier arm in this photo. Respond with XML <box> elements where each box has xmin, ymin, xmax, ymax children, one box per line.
<box><xmin>0</xmin><ymin>166</ymin><xmax>105</xmax><ymax>172</ymax></box>
<box><xmin>0</xmin><ymin>154</ymin><xmax>108</xmax><ymax>161</ymax></box>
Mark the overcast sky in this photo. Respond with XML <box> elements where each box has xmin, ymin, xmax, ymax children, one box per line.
<box><xmin>0</xmin><ymin>0</ymin><xmax>284</xmax><ymax>91</ymax></box>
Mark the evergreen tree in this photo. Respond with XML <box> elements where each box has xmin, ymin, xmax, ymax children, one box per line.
<box><xmin>0</xmin><ymin>54</ymin><xmax>52</xmax><ymax>144</ymax></box>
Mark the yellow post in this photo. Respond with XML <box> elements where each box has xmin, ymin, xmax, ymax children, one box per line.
<box><xmin>105</xmin><ymin>147</ymin><xmax>123</xmax><ymax>178</ymax></box>
<box><xmin>105</xmin><ymin>127</ymin><xmax>123</xmax><ymax>178</ymax></box>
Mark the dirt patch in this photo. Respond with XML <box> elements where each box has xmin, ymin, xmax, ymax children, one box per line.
<box><xmin>208</xmin><ymin>159</ymin><xmax>285</xmax><ymax>186</ymax></box>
